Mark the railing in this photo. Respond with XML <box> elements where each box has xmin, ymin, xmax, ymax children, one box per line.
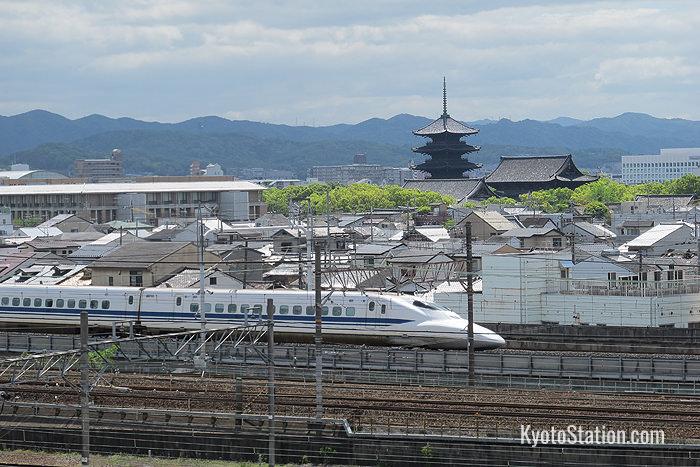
<box><xmin>559</xmin><ymin>278</ymin><xmax>700</xmax><ymax>297</ymax></box>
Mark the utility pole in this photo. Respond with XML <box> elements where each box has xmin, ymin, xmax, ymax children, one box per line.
<box><xmin>695</xmin><ymin>209</ymin><xmax>699</xmax><ymax>278</ymax></box>
<box><xmin>370</xmin><ymin>206</ymin><xmax>374</xmax><ymax>243</ymax></box>
<box><xmin>242</xmin><ymin>240</ymin><xmax>249</xmax><ymax>289</ymax></box>
<box><xmin>80</xmin><ymin>310</ymin><xmax>90</xmax><ymax>466</ymax></box>
<box><xmin>638</xmin><ymin>249</ymin><xmax>644</xmax><ymax>296</ymax></box>
<box><xmin>197</xmin><ymin>204</ymin><xmax>207</xmax><ymax>368</ymax></box>
<box><xmin>307</xmin><ymin>205</ymin><xmax>314</xmax><ymax>292</ymax></box>
<box><xmin>266</xmin><ymin>299</ymin><xmax>276</xmax><ymax>467</ymax></box>
<box><xmin>314</xmin><ymin>242</ymin><xmax>323</xmax><ymax>419</ymax></box>
<box><xmin>325</xmin><ymin>191</ymin><xmax>331</xmax><ymax>267</ymax></box>
<box><xmin>466</xmin><ymin>222</ymin><xmax>475</xmax><ymax>387</ymax></box>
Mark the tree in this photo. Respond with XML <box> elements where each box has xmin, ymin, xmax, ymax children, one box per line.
<box><xmin>571</xmin><ymin>177</ymin><xmax>634</xmax><ymax>205</ymax></box>
<box><xmin>479</xmin><ymin>196</ymin><xmax>517</xmax><ymax>206</ymax></box>
<box><xmin>666</xmin><ymin>174</ymin><xmax>700</xmax><ymax>196</ymax></box>
<box><xmin>584</xmin><ymin>201</ymin><xmax>611</xmax><ymax>223</ymax></box>
<box><xmin>519</xmin><ymin>188</ymin><xmax>573</xmax><ymax>213</ymax></box>
<box><xmin>262</xmin><ymin>183</ymin><xmax>454</xmax><ymax>215</ymax></box>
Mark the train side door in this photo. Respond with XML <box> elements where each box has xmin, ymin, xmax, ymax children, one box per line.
<box><xmin>174</xmin><ymin>294</ymin><xmax>184</xmax><ymax>320</ymax></box>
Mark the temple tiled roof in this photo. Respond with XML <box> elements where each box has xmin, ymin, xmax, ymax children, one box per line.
<box><xmin>413</xmin><ymin>115</ymin><xmax>479</xmax><ymax>136</ymax></box>
<box><xmin>486</xmin><ymin>155</ymin><xmax>597</xmax><ymax>184</ymax></box>
<box><xmin>402</xmin><ymin>178</ymin><xmax>495</xmax><ymax>202</ymax></box>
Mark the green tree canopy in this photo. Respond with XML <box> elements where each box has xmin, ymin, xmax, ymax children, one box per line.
<box><xmin>263</xmin><ymin>183</ymin><xmax>454</xmax><ymax>215</ymax></box>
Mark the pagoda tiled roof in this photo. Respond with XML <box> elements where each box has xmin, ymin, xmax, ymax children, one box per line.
<box><xmin>413</xmin><ymin>115</ymin><xmax>479</xmax><ymax>136</ymax></box>
<box><xmin>485</xmin><ymin>155</ymin><xmax>597</xmax><ymax>184</ymax></box>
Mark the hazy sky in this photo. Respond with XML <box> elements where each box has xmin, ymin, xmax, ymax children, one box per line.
<box><xmin>1</xmin><ymin>0</ymin><xmax>698</xmax><ymax>124</ymax></box>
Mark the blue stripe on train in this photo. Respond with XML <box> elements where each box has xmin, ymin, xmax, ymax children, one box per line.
<box><xmin>0</xmin><ymin>306</ymin><xmax>413</xmax><ymax>326</ymax></box>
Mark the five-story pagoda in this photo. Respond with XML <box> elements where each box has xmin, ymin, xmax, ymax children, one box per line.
<box><xmin>412</xmin><ymin>78</ymin><xmax>481</xmax><ymax>179</ymax></box>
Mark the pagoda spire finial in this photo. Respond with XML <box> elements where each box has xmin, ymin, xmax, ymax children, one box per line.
<box><xmin>442</xmin><ymin>76</ymin><xmax>448</xmax><ymax>116</ymax></box>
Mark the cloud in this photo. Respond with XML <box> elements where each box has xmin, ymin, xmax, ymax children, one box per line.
<box><xmin>0</xmin><ymin>1</ymin><xmax>698</xmax><ymax>122</ymax></box>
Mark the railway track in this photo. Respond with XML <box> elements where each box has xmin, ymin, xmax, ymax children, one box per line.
<box><xmin>4</xmin><ymin>373</ymin><xmax>700</xmax><ymax>440</ymax></box>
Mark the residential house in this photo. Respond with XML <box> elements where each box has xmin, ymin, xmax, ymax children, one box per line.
<box><xmin>385</xmin><ymin>249</ymin><xmax>456</xmax><ymax>286</ymax></box>
<box><xmin>562</xmin><ymin>222</ymin><xmax>616</xmax><ymax>243</ymax></box>
<box><xmin>2</xmin><ymin>264</ymin><xmax>87</xmax><ymax>285</ymax></box>
<box><xmin>158</xmin><ymin>268</ymin><xmax>244</xmax><ymax>289</ymax></box>
<box><xmin>452</xmin><ymin>210</ymin><xmax>516</xmax><ymax>241</ymax></box>
<box><xmin>497</xmin><ymin>227</ymin><xmax>567</xmax><ymax>249</ymax></box>
<box><xmin>36</xmin><ymin>214</ymin><xmax>95</xmax><ymax>233</ymax></box>
<box><xmin>90</xmin><ymin>241</ymin><xmax>219</xmax><ymax>287</ymax></box>
<box><xmin>352</xmin><ymin>242</ymin><xmax>408</xmax><ymax>268</ymax></box>
<box><xmin>618</xmin><ymin>219</ymin><xmax>655</xmax><ymax>237</ymax></box>
<box><xmin>625</xmin><ymin>223</ymin><xmax>695</xmax><ymax>256</ymax></box>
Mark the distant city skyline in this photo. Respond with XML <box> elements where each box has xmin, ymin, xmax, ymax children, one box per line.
<box><xmin>1</xmin><ymin>1</ymin><xmax>698</xmax><ymax>124</ymax></box>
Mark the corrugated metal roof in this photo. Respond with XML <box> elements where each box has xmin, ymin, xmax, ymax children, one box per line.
<box><xmin>0</xmin><ymin>180</ymin><xmax>264</xmax><ymax>195</ymax></box>
<box><xmin>626</xmin><ymin>223</ymin><xmax>690</xmax><ymax>248</ymax></box>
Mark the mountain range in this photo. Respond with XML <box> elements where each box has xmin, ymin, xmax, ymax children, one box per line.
<box><xmin>2</xmin><ymin>110</ymin><xmax>700</xmax><ymax>178</ymax></box>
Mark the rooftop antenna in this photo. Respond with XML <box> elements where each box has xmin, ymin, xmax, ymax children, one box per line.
<box><xmin>442</xmin><ymin>76</ymin><xmax>448</xmax><ymax>117</ymax></box>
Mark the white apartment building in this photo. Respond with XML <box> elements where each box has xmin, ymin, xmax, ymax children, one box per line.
<box><xmin>621</xmin><ymin>148</ymin><xmax>700</xmax><ymax>185</ymax></box>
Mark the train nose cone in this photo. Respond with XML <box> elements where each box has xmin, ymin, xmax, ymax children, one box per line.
<box><xmin>480</xmin><ymin>333</ymin><xmax>506</xmax><ymax>350</ymax></box>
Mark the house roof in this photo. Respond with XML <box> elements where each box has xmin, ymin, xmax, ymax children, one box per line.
<box><xmin>158</xmin><ymin>268</ymin><xmax>241</xmax><ymax>288</ymax></box>
<box><xmin>464</xmin><ymin>210</ymin><xmax>516</xmax><ymax>232</ymax></box>
<box><xmin>626</xmin><ymin>223</ymin><xmax>692</xmax><ymax>249</ymax></box>
<box><xmin>573</xmin><ymin>222</ymin><xmax>616</xmax><ymax>238</ymax></box>
<box><xmin>68</xmin><ymin>244</ymin><xmax>121</xmax><ymax>260</ymax></box>
<box><xmin>354</xmin><ymin>243</ymin><xmax>405</xmax><ymax>256</ymax></box>
<box><xmin>91</xmin><ymin>241</ymin><xmax>192</xmax><ymax>269</ymax></box>
<box><xmin>621</xmin><ymin>219</ymin><xmax>655</xmax><ymax>228</ymax></box>
<box><xmin>517</xmin><ymin>216</ymin><xmax>556</xmax><ymax>228</ymax></box>
<box><xmin>402</xmin><ymin>178</ymin><xmax>495</xmax><ymax>202</ymax></box>
<box><xmin>500</xmin><ymin>227</ymin><xmax>561</xmax><ymax>238</ymax></box>
<box><xmin>633</xmin><ymin>195</ymin><xmax>695</xmax><ymax>210</ymax></box>
<box><xmin>37</xmin><ymin>213</ymin><xmax>88</xmax><ymax>228</ymax></box>
<box><xmin>485</xmin><ymin>155</ymin><xmax>598</xmax><ymax>184</ymax></box>
<box><xmin>387</xmin><ymin>249</ymin><xmax>453</xmax><ymax>264</ymax></box>
<box><xmin>413</xmin><ymin>115</ymin><xmax>479</xmax><ymax>136</ymax></box>
<box><xmin>413</xmin><ymin>226</ymin><xmax>451</xmax><ymax>242</ymax></box>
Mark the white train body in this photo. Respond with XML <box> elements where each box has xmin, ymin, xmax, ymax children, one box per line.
<box><xmin>0</xmin><ymin>285</ymin><xmax>505</xmax><ymax>350</ymax></box>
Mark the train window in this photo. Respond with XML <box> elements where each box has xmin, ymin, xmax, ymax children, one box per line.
<box><xmin>0</xmin><ymin>297</ymin><xmax>7</xmax><ymax>306</ymax></box>
<box><xmin>190</xmin><ymin>303</ymin><xmax>199</xmax><ymax>313</ymax></box>
<box><xmin>381</xmin><ymin>304</ymin><xmax>386</xmax><ymax>314</ymax></box>
<box><xmin>79</xmin><ymin>300</ymin><xmax>87</xmax><ymax>309</ymax></box>
<box><xmin>215</xmin><ymin>303</ymin><xmax>224</xmax><ymax>313</ymax></box>
<box><xmin>128</xmin><ymin>296</ymin><xmax>134</xmax><ymax>305</ymax></box>
<box><xmin>322</xmin><ymin>306</ymin><xmax>329</xmax><ymax>316</ymax></box>
<box><xmin>332</xmin><ymin>306</ymin><xmax>342</xmax><ymax>316</ymax></box>
<box><xmin>346</xmin><ymin>306</ymin><xmax>355</xmax><ymax>317</ymax></box>
<box><xmin>176</xmin><ymin>297</ymin><xmax>182</xmax><ymax>306</ymax></box>
<box><xmin>23</xmin><ymin>298</ymin><xmax>30</xmax><ymax>307</ymax></box>
<box><xmin>90</xmin><ymin>300</ymin><xmax>98</xmax><ymax>309</ymax></box>
<box><xmin>34</xmin><ymin>298</ymin><xmax>42</xmax><ymax>307</ymax></box>
<box><xmin>45</xmin><ymin>299</ymin><xmax>53</xmax><ymax>308</ymax></box>
<box><xmin>101</xmin><ymin>300</ymin><xmax>110</xmax><ymax>310</ymax></box>
<box><xmin>368</xmin><ymin>301</ymin><xmax>375</xmax><ymax>311</ymax></box>
<box><xmin>306</xmin><ymin>306</ymin><xmax>314</xmax><ymax>316</ymax></box>
<box><xmin>68</xmin><ymin>299</ymin><xmax>76</xmax><ymax>308</ymax></box>
<box><xmin>279</xmin><ymin>305</ymin><xmax>289</xmax><ymax>315</ymax></box>
<box><xmin>12</xmin><ymin>298</ymin><xmax>20</xmax><ymax>307</ymax></box>
<box><xmin>228</xmin><ymin>304</ymin><xmax>237</xmax><ymax>313</ymax></box>
<box><xmin>293</xmin><ymin>305</ymin><xmax>302</xmax><ymax>315</ymax></box>
<box><xmin>56</xmin><ymin>299</ymin><xmax>64</xmax><ymax>308</ymax></box>
<box><xmin>253</xmin><ymin>304</ymin><xmax>263</xmax><ymax>316</ymax></box>
<box><xmin>240</xmin><ymin>304</ymin><xmax>250</xmax><ymax>315</ymax></box>
<box><xmin>203</xmin><ymin>303</ymin><xmax>212</xmax><ymax>313</ymax></box>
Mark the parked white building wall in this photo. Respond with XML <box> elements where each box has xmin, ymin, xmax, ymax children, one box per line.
<box><xmin>622</xmin><ymin>148</ymin><xmax>700</xmax><ymax>185</ymax></box>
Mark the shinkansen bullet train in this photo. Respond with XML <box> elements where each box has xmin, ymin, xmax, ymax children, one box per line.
<box><xmin>0</xmin><ymin>285</ymin><xmax>505</xmax><ymax>350</ymax></box>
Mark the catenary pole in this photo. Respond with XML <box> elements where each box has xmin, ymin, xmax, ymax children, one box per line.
<box><xmin>466</xmin><ymin>222</ymin><xmax>475</xmax><ymax>387</ymax></box>
<box><xmin>266</xmin><ymin>298</ymin><xmax>276</xmax><ymax>467</ymax></box>
<box><xmin>80</xmin><ymin>310</ymin><xmax>90</xmax><ymax>466</ymax></box>
<box><xmin>314</xmin><ymin>242</ymin><xmax>323</xmax><ymax>419</ymax></box>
